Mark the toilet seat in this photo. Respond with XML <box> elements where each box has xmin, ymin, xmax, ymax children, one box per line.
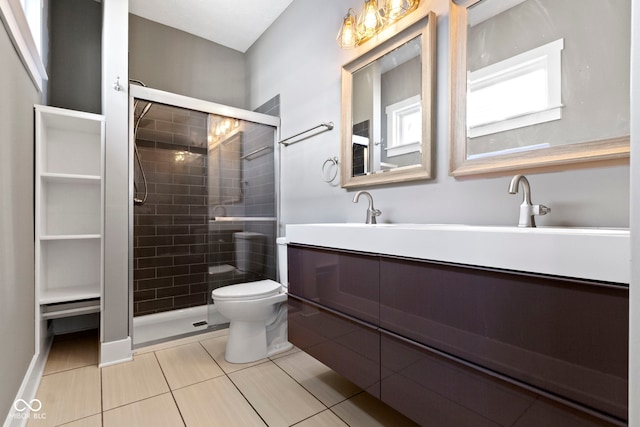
<box><xmin>212</xmin><ymin>279</ymin><xmax>282</xmax><ymax>301</ymax></box>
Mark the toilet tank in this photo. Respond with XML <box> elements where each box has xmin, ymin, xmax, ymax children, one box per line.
<box><xmin>233</xmin><ymin>232</ymin><xmax>266</xmax><ymax>274</ymax></box>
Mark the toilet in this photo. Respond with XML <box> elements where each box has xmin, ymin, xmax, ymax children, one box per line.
<box><xmin>211</xmin><ymin>237</ymin><xmax>293</xmax><ymax>363</ymax></box>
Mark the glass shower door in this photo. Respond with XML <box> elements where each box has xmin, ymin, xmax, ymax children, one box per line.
<box><xmin>206</xmin><ymin>114</ymin><xmax>278</xmax><ymax>327</ymax></box>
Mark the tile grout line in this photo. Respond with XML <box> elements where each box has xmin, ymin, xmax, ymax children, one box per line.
<box><xmin>197</xmin><ymin>339</ymin><xmax>271</xmax><ymax>375</ymax></box>
<box><xmin>223</xmin><ymin>366</ymin><xmax>270</xmax><ymax>427</ymax></box>
<box><xmin>151</xmin><ymin>350</ymin><xmax>188</xmax><ymax>426</ymax></box>
<box><xmin>326</xmin><ymin>391</ymin><xmax>374</xmax><ymax>427</ymax></box>
<box><xmin>100</xmin><ymin>366</ymin><xmax>104</xmax><ymax>426</ymax></box>
<box><xmin>42</xmin><ymin>361</ymin><xmax>97</xmax><ymax>377</ymax></box>
<box><xmin>196</xmin><ymin>340</ymin><xmax>270</xmax><ymax>426</ymax></box>
<box><xmin>270</xmin><ymin>355</ymin><xmax>329</xmax><ymax>413</ymax></box>
<box><xmin>205</xmin><ymin>341</ymin><xmax>348</xmax><ymax>426</ymax></box>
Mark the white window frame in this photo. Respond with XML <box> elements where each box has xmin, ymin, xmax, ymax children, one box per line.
<box><xmin>0</xmin><ymin>0</ymin><xmax>47</xmax><ymax>91</ymax></box>
<box><xmin>385</xmin><ymin>94</ymin><xmax>422</xmax><ymax>157</ymax></box>
<box><xmin>467</xmin><ymin>38</ymin><xmax>564</xmax><ymax>138</ymax></box>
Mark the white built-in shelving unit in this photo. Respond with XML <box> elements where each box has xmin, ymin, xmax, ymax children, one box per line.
<box><xmin>35</xmin><ymin>105</ymin><xmax>105</xmax><ymax>319</ymax></box>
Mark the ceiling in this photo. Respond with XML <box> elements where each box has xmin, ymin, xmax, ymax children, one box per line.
<box><xmin>128</xmin><ymin>0</ymin><xmax>295</xmax><ymax>53</ymax></box>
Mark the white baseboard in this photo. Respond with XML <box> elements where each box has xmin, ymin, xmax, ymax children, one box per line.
<box><xmin>100</xmin><ymin>337</ymin><xmax>132</xmax><ymax>367</ymax></box>
<box><xmin>3</xmin><ymin>337</ymin><xmax>52</xmax><ymax>427</ymax></box>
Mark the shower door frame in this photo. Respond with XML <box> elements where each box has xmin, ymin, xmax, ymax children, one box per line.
<box><xmin>128</xmin><ymin>85</ymin><xmax>281</xmax><ymax>343</ymax></box>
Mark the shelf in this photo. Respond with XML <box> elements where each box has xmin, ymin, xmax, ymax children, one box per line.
<box><xmin>39</xmin><ymin>284</ymin><xmax>101</xmax><ymax>305</ymax></box>
<box><xmin>40</xmin><ymin>234</ymin><xmax>101</xmax><ymax>241</ymax></box>
<box><xmin>41</xmin><ymin>173</ymin><xmax>101</xmax><ymax>183</ymax></box>
<box><xmin>41</xmin><ymin>304</ymin><xmax>100</xmax><ymax>320</ymax></box>
<box><xmin>38</xmin><ymin>105</ymin><xmax>104</xmax><ymax>133</ymax></box>
<box><xmin>37</xmin><ymin>105</ymin><xmax>104</xmax><ymax>177</ymax></box>
<box><xmin>40</xmin><ymin>180</ymin><xmax>101</xmax><ymax>235</ymax></box>
<box><xmin>39</xmin><ymin>239</ymin><xmax>101</xmax><ymax>299</ymax></box>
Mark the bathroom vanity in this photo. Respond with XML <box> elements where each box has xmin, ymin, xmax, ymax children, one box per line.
<box><xmin>285</xmin><ymin>224</ymin><xmax>629</xmax><ymax>426</ymax></box>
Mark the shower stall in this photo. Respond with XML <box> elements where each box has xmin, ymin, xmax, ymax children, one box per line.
<box><xmin>128</xmin><ymin>86</ymin><xmax>280</xmax><ymax>346</ymax></box>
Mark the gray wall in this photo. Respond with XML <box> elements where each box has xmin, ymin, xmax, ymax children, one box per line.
<box><xmin>247</xmin><ymin>0</ymin><xmax>629</xmax><ymax>229</ymax></box>
<box><xmin>0</xmin><ymin>20</ymin><xmax>40</xmax><ymax>421</ymax></box>
<box><xmin>129</xmin><ymin>15</ymin><xmax>247</xmax><ymax>109</ymax></box>
<box><xmin>48</xmin><ymin>0</ymin><xmax>102</xmax><ymax>114</ymax></box>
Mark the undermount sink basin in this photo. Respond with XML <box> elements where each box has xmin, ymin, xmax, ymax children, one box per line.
<box><xmin>285</xmin><ymin>223</ymin><xmax>630</xmax><ymax>284</ymax></box>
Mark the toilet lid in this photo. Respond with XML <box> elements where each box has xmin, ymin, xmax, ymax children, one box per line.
<box><xmin>211</xmin><ymin>279</ymin><xmax>282</xmax><ymax>301</ymax></box>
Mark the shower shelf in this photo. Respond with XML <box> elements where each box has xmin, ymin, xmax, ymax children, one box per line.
<box><xmin>40</xmin><ymin>234</ymin><xmax>101</xmax><ymax>240</ymax></box>
<box><xmin>41</xmin><ymin>172</ymin><xmax>101</xmax><ymax>183</ymax></box>
<box><xmin>209</xmin><ymin>216</ymin><xmax>277</xmax><ymax>222</ymax></box>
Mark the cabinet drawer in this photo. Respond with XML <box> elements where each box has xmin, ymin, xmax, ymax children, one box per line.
<box><xmin>381</xmin><ymin>331</ymin><xmax>619</xmax><ymax>426</ymax></box>
<box><xmin>287</xmin><ymin>295</ymin><xmax>380</xmax><ymax>397</ymax></box>
<box><xmin>288</xmin><ymin>245</ymin><xmax>379</xmax><ymax>325</ymax></box>
<box><xmin>380</xmin><ymin>257</ymin><xmax>628</xmax><ymax>421</ymax></box>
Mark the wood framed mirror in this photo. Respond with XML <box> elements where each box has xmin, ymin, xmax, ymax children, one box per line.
<box><xmin>341</xmin><ymin>11</ymin><xmax>436</xmax><ymax>188</ymax></box>
<box><xmin>450</xmin><ymin>0</ymin><xmax>630</xmax><ymax>177</ymax></box>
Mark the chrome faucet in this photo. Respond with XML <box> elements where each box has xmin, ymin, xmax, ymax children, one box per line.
<box><xmin>508</xmin><ymin>175</ymin><xmax>550</xmax><ymax>227</ymax></box>
<box><xmin>352</xmin><ymin>191</ymin><xmax>382</xmax><ymax>224</ymax></box>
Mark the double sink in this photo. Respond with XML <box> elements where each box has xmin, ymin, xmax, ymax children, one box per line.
<box><xmin>285</xmin><ymin>223</ymin><xmax>630</xmax><ymax>284</ymax></box>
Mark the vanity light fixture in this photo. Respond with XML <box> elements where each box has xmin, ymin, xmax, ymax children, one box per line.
<box><xmin>337</xmin><ymin>0</ymin><xmax>420</xmax><ymax>48</ymax></box>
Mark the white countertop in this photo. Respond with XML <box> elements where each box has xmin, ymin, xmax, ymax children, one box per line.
<box><xmin>285</xmin><ymin>224</ymin><xmax>630</xmax><ymax>284</ymax></box>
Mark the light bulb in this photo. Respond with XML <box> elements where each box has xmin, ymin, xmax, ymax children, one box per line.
<box><xmin>363</xmin><ymin>2</ymin><xmax>378</xmax><ymax>30</ymax></box>
<box><xmin>386</xmin><ymin>0</ymin><xmax>403</xmax><ymax>21</ymax></box>
<box><xmin>337</xmin><ymin>10</ymin><xmax>358</xmax><ymax>48</ymax></box>
<box><xmin>342</xmin><ymin>21</ymin><xmax>355</xmax><ymax>46</ymax></box>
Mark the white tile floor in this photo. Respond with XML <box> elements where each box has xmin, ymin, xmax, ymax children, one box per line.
<box><xmin>27</xmin><ymin>329</ymin><xmax>418</xmax><ymax>426</ymax></box>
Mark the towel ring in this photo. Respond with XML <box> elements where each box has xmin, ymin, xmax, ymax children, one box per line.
<box><xmin>321</xmin><ymin>157</ymin><xmax>339</xmax><ymax>183</ymax></box>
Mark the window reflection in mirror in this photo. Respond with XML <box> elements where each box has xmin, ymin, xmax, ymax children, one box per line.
<box><xmin>467</xmin><ymin>0</ymin><xmax>629</xmax><ymax>158</ymax></box>
<box><xmin>351</xmin><ymin>36</ymin><xmax>422</xmax><ymax>177</ymax></box>
<box><xmin>449</xmin><ymin>0</ymin><xmax>630</xmax><ymax>176</ymax></box>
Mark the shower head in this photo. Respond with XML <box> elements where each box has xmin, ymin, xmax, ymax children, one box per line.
<box><xmin>131</xmin><ymin>77</ymin><xmax>153</xmax><ymax>207</ymax></box>
<box><xmin>140</xmin><ymin>101</ymin><xmax>153</xmax><ymax>118</ymax></box>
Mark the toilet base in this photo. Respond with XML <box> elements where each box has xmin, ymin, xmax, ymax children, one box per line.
<box><xmin>267</xmin><ymin>341</ymin><xmax>294</xmax><ymax>358</ymax></box>
<box><xmin>225</xmin><ymin>321</ymin><xmax>267</xmax><ymax>363</ymax></box>
<box><xmin>225</xmin><ymin>321</ymin><xmax>293</xmax><ymax>363</ymax></box>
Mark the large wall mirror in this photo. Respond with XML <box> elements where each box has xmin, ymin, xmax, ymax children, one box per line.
<box><xmin>341</xmin><ymin>11</ymin><xmax>436</xmax><ymax>188</ymax></box>
<box><xmin>450</xmin><ymin>0</ymin><xmax>630</xmax><ymax>177</ymax></box>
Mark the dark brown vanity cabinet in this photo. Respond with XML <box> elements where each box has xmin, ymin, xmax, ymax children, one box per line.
<box><xmin>286</xmin><ymin>245</ymin><xmax>381</xmax><ymax>396</ymax></box>
<box><xmin>380</xmin><ymin>331</ymin><xmax>615</xmax><ymax>427</ymax></box>
<box><xmin>287</xmin><ymin>245</ymin><xmax>380</xmax><ymax>324</ymax></box>
<box><xmin>380</xmin><ymin>256</ymin><xmax>629</xmax><ymax>422</ymax></box>
<box><xmin>287</xmin><ymin>296</ymin><xmax>381</xmax><ymax>397</ymax></box>
<box><xmin>287</xmin><ymin>244</ymin><xmax>628</xmax><ymax>425</ymax></box>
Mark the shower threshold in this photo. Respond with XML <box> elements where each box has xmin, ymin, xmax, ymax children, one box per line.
<box><xmin>133</xmin><ymin>304</ymin><xmax>228</xmax><ymax>347</ymax></box>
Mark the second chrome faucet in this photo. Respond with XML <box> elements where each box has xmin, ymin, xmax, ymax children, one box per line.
<box><xmin>353</xmin><ymin>191</ymin><xmax>382</xmax><ymax>224</ymax></box>
<box><xmin>508</xmin><ymin>175</ymin><xmax>550</xmax><ymax>227</ymax></box>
